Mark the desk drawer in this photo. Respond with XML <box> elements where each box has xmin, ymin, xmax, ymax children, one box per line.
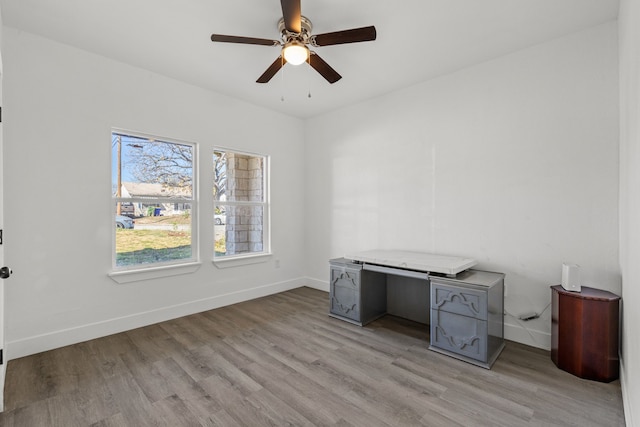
<box><xmin>329</xmin><ymin>266</ymin><xmax>361</xmax><ymax>322</ymax></box>
<box><xmin>431</xmin><ymin>281</ymin><xmax>487</xmax><ymax>320</ymax></box>
<box><xmin>430</xmin><ymin>309</ymin><xmax>488</xmax><ymax>362</ymax></box>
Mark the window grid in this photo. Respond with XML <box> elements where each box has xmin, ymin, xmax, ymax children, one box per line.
<box><xmin>112</xmin><ymin>130</ymin><xmax>197</xmax><ymax>271</ymax></box>
<box><xmin>213</xmin><ymin>149</ymin><xmax>269</xmax><ymax>259</ymax></box>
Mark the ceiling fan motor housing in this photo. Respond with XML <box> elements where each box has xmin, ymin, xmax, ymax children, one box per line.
<box><xmin>278</xmin><ymin>15</ymin><xmax>313</xmax><ymax>45</ymax></box>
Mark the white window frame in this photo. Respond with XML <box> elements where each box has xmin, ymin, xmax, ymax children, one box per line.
<box><xmin>109</xmin><ymin>129</ymin><xmax>200</xmax><ymax>282</ymax></box>
<box><xmin>213</xmin><ymin>147</ymin><xmax>271</xmax><ymax>268</ymax></box>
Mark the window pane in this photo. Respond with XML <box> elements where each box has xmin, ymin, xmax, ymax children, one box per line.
<box><xmin>213</xmin><ymin>151</ymin><xmax>227</xmax><ymax>201</ymax></box>
<box><xmin>113</xmin><ymin>133</ymin><xmax>193</xmax><ymax>199</ymax></box>
<box><xmin>213</xmin><ymin>151</ymin><xmax>264</xmax><ymax>202</ymax></box>
<box><xmin>112</xmin><ymin>131</ymin><xmax>196</xmax><ymax>269</ymax></box>
<box><xmin>115</xmin><ymin>204</ymin><xmax>193</xmax><ymax>267</ymax></box>
<box><xmin>214</xmin><ymin>204</ymin><xmax>264</xmax><ymax>257</ymax></box>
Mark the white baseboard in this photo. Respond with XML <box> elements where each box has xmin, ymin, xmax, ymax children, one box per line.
<box><xmin>304</xmin><ymin>277</ymin><xmax>329</xmax><ymax>292</ymax></box>
<box><xmin>620</xmin><ymin>358</ymin><xmax>634</xmax><ymax>427</ymax></box>
<box><xmin>6</xmin><ymin>276</ymin><xmax>551</xmax><ymax>361</ymax></box>
<box><xmin>0</xmin><ymin>362</ymin><xmax>5</xmax><ymax>412</ymax></box>
<box><xmin>504</xmin><ymin>322</ymin><xmax>550</xmax><ymax>350</ymax></box>
<box><xmin>6</xmin><ymin>278</ymin><xmax>305</xmax><ymax>361</ymax></box>
<box><xmin>304</xmin><ymin>278</ymin><xmax>551</xmax><ymax>350</ymax></box>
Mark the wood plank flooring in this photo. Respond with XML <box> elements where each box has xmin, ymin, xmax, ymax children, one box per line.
<box><xmin>0</xmin><ymin>287</ymin><xmax>625</xmax><ymax>426</ymax></box>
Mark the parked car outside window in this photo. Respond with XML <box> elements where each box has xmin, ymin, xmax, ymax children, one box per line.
<box><xmin>116</xmin><ymin>215</ymin><xmax>135</xmax><ymax>229</ymax></box>
<box><xmin>214</xmin><ymin>213</ymin><xmax>226</xmax><ymax>225</ymax></box>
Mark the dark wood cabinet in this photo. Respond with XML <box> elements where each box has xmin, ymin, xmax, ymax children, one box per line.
<box><xmin>551</xmin><ymin>285</ymin><xmax>620</xmax><ymax>382</ymax></box>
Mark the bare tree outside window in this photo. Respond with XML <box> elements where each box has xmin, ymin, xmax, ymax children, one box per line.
<box><xmin>213</xmin><ymin>151</ymin><xmax>227</xmax><ymax>201</ymax></box>
<box><xmin>112</xmin><ymin>131</ymin><xmax>197</xmax><ymax>269</ymax></box>
<box><xmin>128</xmin><ymin>140</ymin><xmax>193</xmax><ymax>193</ymax></box>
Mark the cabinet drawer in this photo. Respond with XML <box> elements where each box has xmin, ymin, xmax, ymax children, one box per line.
<box><xmin>431</xmin><ymin>281</ymin><xmax>487</xmax><ymax>320</ymax></box>
<box><xmin>430</xmin><ymin>309</ymin><xmax>488</xmax><ymax>362</ymax></box>
<box><xmin>329</xmin><ymin>267</ymin><xmax>361</xmax><ymax>321</ymax></box>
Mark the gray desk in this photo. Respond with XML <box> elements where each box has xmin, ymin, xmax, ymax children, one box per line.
<box><xmin>329</xmin><ymin>251</ymin><xmax>505</xmax><ymax>368</ymax></box>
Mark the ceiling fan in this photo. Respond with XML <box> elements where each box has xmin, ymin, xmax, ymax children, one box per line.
<box><xmin>210</xmin><ymin>0</ymin><xmax>377</xmax><ymax>84</ymax></box>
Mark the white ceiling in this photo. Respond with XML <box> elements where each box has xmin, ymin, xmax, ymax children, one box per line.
<box><xmin>0</xmin><ymin>0</ymin><xmax>619</xmax><ymax>118</ymax></box>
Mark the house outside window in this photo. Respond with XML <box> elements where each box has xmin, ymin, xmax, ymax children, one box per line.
<box><xmin>213</xmin><ymin>149</ymin><xmax>269</xmax><ymax>259</ymax></box>
<box><xmin>112</xmin><ymin>131</ymin><xmax>197</xmax><ymax>270</ymax></box>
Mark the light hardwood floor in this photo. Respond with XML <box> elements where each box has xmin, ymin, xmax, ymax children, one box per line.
<box><xmin>0</xmin><ymin>287</ymin><xmax>625</xmax><ymax>426</ymax></box>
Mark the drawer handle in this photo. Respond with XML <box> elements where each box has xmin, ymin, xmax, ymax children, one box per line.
<box><xmin>436</xmin><ymin>291</ymin><xmax>480</xmax><ymax>316</ymax></box>
<box><xmin>435</xmin><ymin>325</ymin><xmax>480</xmax><ymax>350</ymax></box>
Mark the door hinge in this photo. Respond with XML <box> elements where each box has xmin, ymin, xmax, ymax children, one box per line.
<box><xmin>0</xmin><ymin>229</ymin><xmax>3</xmax><ymax>245</ymax></box>
<box><xmin>0</xmin><ymin>349</ymin><xmax>3</xmax><ymax>365</ymax></box>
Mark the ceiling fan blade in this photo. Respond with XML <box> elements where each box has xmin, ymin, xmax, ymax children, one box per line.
<box><xmin>281</xmin><ymin>0</ymin><xmax>301</xmax><ymax>33</ymax></box>
<box><xmin>309</xmin><ymin>52</ymin><xmax>342</xmax><ymax>84</ymax></box>
<box><xmin>313</xmin><ymin>26</ymin><xmax>377</xmax><ymax>46</ymax></box>
<box><xmin>256</xmin><ymin>56</ymin><xmax>286</xmax><ymax>83</ymax></box>
<box><xmin>211</xmin><ymin>34</ymin><xmax>279</xmax><ymax>46</ymax></box>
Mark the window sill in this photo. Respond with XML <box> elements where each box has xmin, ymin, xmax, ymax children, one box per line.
<box><xmin>109</xmin><ymin>262</ymin><xmax>201</xmax><ymax>284</ymax></box>
<box><xmin>212</xmin><ymin>253</ymin><xmax>272</xmax><ymax>268</ymax></box>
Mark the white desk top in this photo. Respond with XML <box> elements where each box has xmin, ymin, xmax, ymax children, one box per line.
<box><xmin>344</xmin><ymin>249</ymin><xmax>477</xmax><ymax>276</ymax></box>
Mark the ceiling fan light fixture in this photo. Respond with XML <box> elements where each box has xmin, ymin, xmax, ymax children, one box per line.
<box><xmin>211</xmin><ymin>6</ymin><xmax>374</xmax><ymax>84</ymax></box>
<box><xmin>283</xmin><ymin>41</ymin><xmax>308</xmax><ymax>65</ymax></box>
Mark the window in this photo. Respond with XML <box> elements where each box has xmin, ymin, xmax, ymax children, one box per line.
<box><xmin>112</xmin><ymin>131</ymin><xmax>197</xmax><ymax>270</ymax></box>
<box><xmin>213</xmin><ymin>149</ymin><xmax>269</xmax><ymax>259</ymax></box>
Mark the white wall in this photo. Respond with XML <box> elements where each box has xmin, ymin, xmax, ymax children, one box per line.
<box><xmin>0</xmin><ymin>12</ymin><xmax>633</xmax><ymax>422</ymax></box>
<box><xmin>619</xmin><ymin>0</ymin><xmax>640</xmax><ymax>425</ymax></box>
<box><xmin>0</xmin><ymin>4</ymin><xmax>6</xmax><ymax>413</ymax></box>
<box><xmin>0</xmin><ymin>13</ymin><xmax>625</xmax><ymax>384</ymax></box>
<box><xmin>305</xmin><ymin>22</ymin><xmax>619</xmax><ymax>350</ymax></box>
<box><xmin>2</xmin><ymin>28</ymin><xmax>306</xmax><ymax>359</ymax></box>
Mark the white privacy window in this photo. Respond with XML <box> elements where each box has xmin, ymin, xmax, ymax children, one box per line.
<box><xmin>112</xmin><ymin>131</ymin><xmax>197</xmax><ymax>270</ymax></box>
<box><xmin>213</xmin><ymin>149</ymin><xmax>269</xmax><ymax>258</ymax></box>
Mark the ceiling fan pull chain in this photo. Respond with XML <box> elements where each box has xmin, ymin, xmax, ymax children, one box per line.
<box><xmin>307</xmin><ymin>56</ymin><xmax>312</xmax><ymax>98</ymax></box>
